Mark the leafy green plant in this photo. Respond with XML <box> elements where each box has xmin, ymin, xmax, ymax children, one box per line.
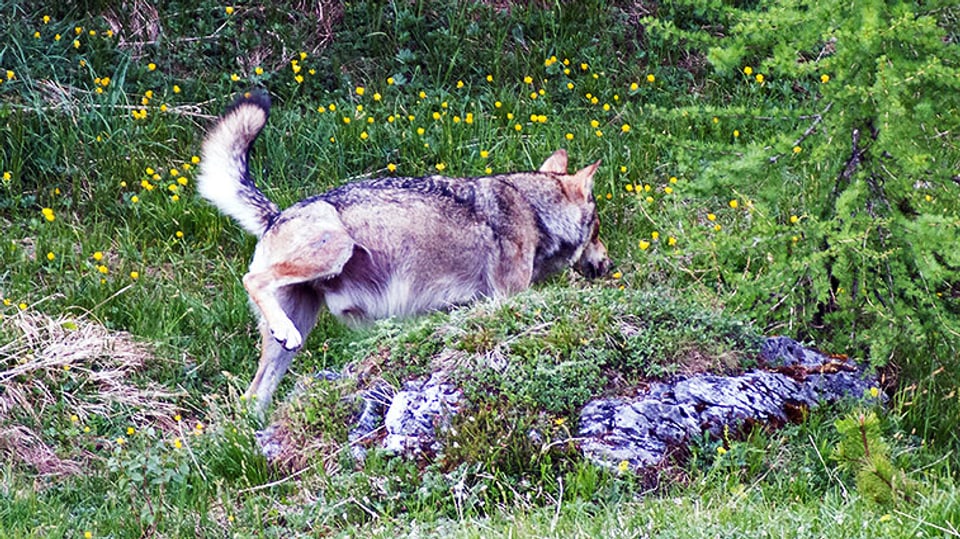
<box><xmin>644</xmin><ymin>0</ymin><xmax>960</xmax><ymax>447</ymax></box>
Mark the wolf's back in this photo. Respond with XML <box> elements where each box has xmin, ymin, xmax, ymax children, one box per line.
<box><xmin>197</xmin><ymin>91</ymin><xmax>279</xmax><ymax>237</ymax></box>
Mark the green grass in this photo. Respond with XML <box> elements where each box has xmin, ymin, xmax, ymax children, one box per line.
<box><xmin>1</xmin><ymin>0</ymin><xmax>959</xmax><ymax>536</ymax></box>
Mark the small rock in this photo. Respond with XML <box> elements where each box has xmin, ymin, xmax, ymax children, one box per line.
<box><xmin>381</xmin><ymin>372</ymin><xmax>462</xmax><ymax>455</ymax></box>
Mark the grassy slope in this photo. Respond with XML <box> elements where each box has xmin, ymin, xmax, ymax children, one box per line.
<box><xmin>0</xmin><ymin>1</ymin><xmax>958</xmax><ymax>537</ymax></box>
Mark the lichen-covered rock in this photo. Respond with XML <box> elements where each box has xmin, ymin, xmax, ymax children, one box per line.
<box><xmin>578</xmin><ymin>337</ymin><xmax>879</xmax><ymax>470</ymax></box>
<box><xmin>379</xmin><ymin>372</ymin><xmax>461</xmax><ymax>454</ymax></box>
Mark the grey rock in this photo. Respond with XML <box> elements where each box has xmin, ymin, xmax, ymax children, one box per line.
<box><xmin>254</xmin><ymin>425</ymin><xmax>283</xmax><ymax>461</ymax></box>
<box><xmin>349</xmin><ymin>382</ymin><xmax>394</xmax><ymax>461</ymax></box>
<box><xmin>578</xmin><ymin>336</ymin><xmax>880</xmax><ymax>471</ymax></box>
<box><xmin>381</xmin><ymin>372</ymin><xmax>462</xmax><ymax>455</ymax></box>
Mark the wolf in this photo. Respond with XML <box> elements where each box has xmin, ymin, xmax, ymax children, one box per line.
<box><xmin>197</xmin><ymin>90</ymin><xmax>611</xmax><ymax>413</ymax></box>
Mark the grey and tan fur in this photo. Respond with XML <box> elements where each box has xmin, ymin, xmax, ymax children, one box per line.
<box><xmin>197</xmin><ymin>91</ymin><xmax>611</xmax><ymax>413</ymax></box>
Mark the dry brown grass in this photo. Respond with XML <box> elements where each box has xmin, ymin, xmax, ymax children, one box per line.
<box><xmin>0</xmin><ymin>309</ymin><xmax>184</xmax><ymax>476</ymax></box>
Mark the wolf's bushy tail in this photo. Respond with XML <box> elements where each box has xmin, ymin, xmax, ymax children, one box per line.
<box><xmin>197</xmin><ymin>91</ymin><xmax>279</xmax><ymax>237</ymax></box>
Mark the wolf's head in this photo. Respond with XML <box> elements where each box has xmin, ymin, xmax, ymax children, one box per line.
<box><xmin>538</xmin><ymin>150</ymin><xmax>612</xmax><ymax>279</ymax></box>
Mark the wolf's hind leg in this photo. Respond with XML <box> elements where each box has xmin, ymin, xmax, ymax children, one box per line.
<box><xmin>244</xmin><ymin>201</ymin><xmax>354</xmax><ymax>349</ymax></box>
<box><xmin>244</xmin><ymin>284</ymin><xmax>322</xmax><ymax>413</ymax></box>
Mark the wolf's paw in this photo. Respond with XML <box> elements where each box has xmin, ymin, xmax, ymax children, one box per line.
<box><xmin>271</xmin><ymin>322</ymin><xmax>302</xmax><ymax>351</ymax></box>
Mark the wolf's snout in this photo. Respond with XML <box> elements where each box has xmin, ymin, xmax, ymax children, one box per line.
<box><xmin>575</xmin><ymin>239</ymin><xmax>612</xmax><ymax>279</ymax></box>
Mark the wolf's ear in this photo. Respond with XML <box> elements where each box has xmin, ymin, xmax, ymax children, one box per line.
<box><xmin>562</xmin><ymin>160</ymin><xmax>601</xmax><ymax>200</ymax></box>
<box><xmin>539</xmin><ymin>149</ymin><xmax>568</xmax><ymax>174</ymax></box>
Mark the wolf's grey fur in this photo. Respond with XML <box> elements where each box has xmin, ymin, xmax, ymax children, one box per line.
<box><xmin>197</xmin><ymin>90</ymin><xmax>611</xmax><ymax>414</ymax></box>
